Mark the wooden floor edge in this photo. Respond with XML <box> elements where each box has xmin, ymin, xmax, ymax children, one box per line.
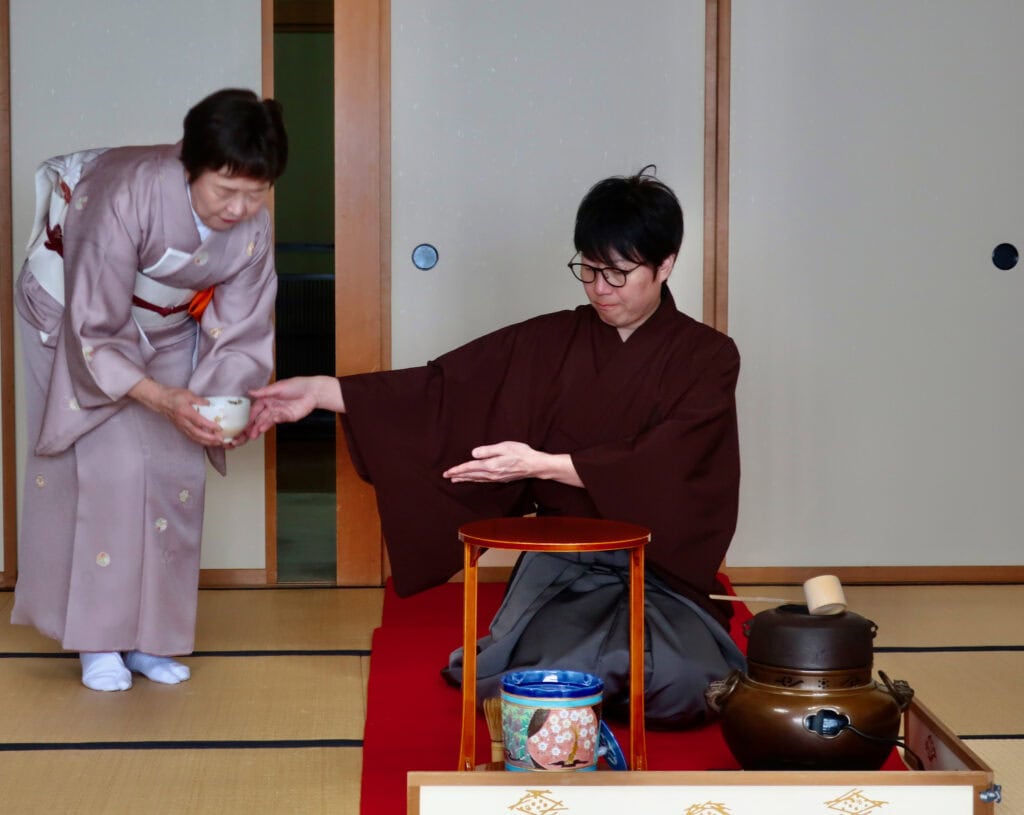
<box><xmin>721</xmin><ymin>565</ymin><xmax>1024</xmax><ymax>585</ymax></box>
<box><xmin>10</xmin><ymin>565</ymin><xmax>1023</xmax><ymax>591</ymax></box>
<box><xmin>198</xmin><ymin>568</ymin><xmax>269</xmax><ymax>587</ymax></box>
<box><xmin>1</xmin><ymin>569</ymin><xmax>273</xmax><ymax>590</ymax></box>
<box><xmin>453</xmin><ymin>564</ymin><xmax>1024</xmax><ymax>586</ymax></box>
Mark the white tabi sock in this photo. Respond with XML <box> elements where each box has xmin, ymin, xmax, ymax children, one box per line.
<box><xmin>80</xmin><ymin>651</ymin><xmax>132</xmax><ymax>692</ymax></box>
<box><xmin>124</xmin><ymin>651</ymin><xmax>191</xmax><ymax>684</ymax></box>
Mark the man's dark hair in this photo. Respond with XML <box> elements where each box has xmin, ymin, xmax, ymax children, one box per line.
<box><xmin>573</xmin><ymin>165</ymin><xmax>683</xmax><ymax>271</ymax></box>
<box><xmin>180</xmin><ymin>88</ymin><xmax>288</xmax><ymax>182</ymax></box>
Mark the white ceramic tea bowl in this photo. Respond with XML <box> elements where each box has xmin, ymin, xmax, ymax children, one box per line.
<box><xmin>194</xmin><ymin>396</ymin><xmax>251</xmax><ymax>443</ymax></box>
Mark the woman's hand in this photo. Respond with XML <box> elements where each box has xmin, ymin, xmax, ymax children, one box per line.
<box><xmin>443</xmin><ymin>441</ymin><xmax>584</xmax><ymax>488</ymax></box>
<box><xmin>128</xmin><ymin>378</ymin><xmax>226</xmax><ymax>446</ymax></box>
<box><xmin>245</xmin><ymin>376</ymin><xmax>345</xmax><ymax>438</ymax></box>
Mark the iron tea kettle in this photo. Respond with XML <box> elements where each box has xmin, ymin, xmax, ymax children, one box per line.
<box><xmin>706</xmin><ymin>603</ymin><xmax>914</xmax><ymax>770</ymax></box>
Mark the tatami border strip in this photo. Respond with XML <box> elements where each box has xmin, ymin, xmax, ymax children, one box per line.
<box><xmin>0</xmin><ymin>736</ymin><xmax>1017</xmax><ymax>753</ymax></box>
<box><xmin>0</xmin><ymin>738</ymin><xmax>362</xmax><ymax>752</ymax></box>
<box><xmin>3</xmin><ymin>645</ymin><xmax>1022</xmax><ymax>659</ymax></box>
<box><xmin>874</xmin><ymin>645</ymin><xmax>1024</xmax><ymax>653</ymax></box>
<box><xmin>193</xmin><ymin>649</ymin><xmax>371</xmax><ymax>657</ymax></box>
<box><xmin>0</xmin><ymin>649</ymin><xmax>371</xmax><ymax>659</ymax></box>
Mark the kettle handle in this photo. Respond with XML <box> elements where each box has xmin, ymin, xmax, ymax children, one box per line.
<box><xmin>705</xmin><ymin>668</ymin><xmax>742</xmax><ymax>714</ymax></box>
<box><xmin>878</xmin><ymin>669</ymin><xmax>915</xmax><ymax>711</ymax></box>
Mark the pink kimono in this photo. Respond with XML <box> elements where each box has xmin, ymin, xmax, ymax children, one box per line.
<box><xmin>12</xmin><ymin>144</ymin><xmax>276</xmax><ymax>655</ymax></box>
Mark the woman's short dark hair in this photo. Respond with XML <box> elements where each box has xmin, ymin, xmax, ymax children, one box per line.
<box><xmin>181</xmin><ymin>88</ymin><xmax>288</xmax><ymax>183</ymax></box>
<box><xmin>573</xmin><ymin>165</ymin><xmax>683</xmax><ymax>271</ymax></box>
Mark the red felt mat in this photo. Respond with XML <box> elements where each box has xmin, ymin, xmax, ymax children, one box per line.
<box><xmin>359</xmin><ymin>578</ymin><xmax>899</xmax><ymax>814</ymax></box>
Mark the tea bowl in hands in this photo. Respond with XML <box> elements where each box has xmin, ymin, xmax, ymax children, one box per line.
<box><xmin>194</xmin><ymin>396</ymin><xmax>251</xmax><ymax>443</ymax></box>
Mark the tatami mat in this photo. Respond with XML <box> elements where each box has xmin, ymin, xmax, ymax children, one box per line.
<box><xmin>0</xmin><ymin>587</ymin><xmax>384</xmax><ymax>654</ymax></box>
<box><xmin>965</xmin><ymin>740</ymin><xmax>1023</xmax><ymax>813</ymax></box>
<box><xmin>1</xmin><ymin>615</ymin><xmax>66</xmax><ymax>652</ymax></box>
<box><xmin>1</xmin><ymin>655</ymin><xmax>366</xmax><ymax>743</ymax></box>
<box><xmin>736</xmin><ymin>584</ymin><xmax>1024</xmax><ymax>647</ymax></box>
<box><xmin>872</xmin><ymin>652</ymin><xmax>1024</xmax><ymax>736</ymax></box>
<box><xmin>359</xmin><ymin>655</ymin><xmax>371</xmax><ymax>706</ymax></box>
<box><xmin>2</xmin><ymin>747</ymin><xmax>362</xmax><ymax>815</ymax></box>
<box><xmin>2</xmin><ymin>583</ymin><xmax>1022</xmax><ymax>814</ymax></box>
<box><xmin>194</xmin><ymin>588</ymin><xmax>383</xmax><ymax>651</ymax></box>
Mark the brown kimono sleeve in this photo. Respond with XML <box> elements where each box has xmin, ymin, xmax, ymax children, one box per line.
<box><xmin>339</xmin><ymin>324</ymin><xmax>545</xmax><ymax>596</ymax></box>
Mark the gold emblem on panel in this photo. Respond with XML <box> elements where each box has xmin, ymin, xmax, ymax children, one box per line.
<box><xmin>507</xmin><ymin>789</ymin><xmax>569</xmax><ymax>814</ymax></box>
<box><xmin>824</xmin><ymin>788</ymin><xmax>888</xmax><ymax>813</ymax></box>
<box><xmin>684</xmin><ymin>803</ymin><xmax>732</xmax><ymax>815</ymax></box>
<box><xmin>498</xmin><ymin>785</ymin><xmax>890</xmax><ymax>814</ymax></box>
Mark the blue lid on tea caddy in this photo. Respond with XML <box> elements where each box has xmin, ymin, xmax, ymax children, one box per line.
<box><xmin>501</xmin><ymin>669</ymin><xmax>604</xmax><ymax>698</ymax></box>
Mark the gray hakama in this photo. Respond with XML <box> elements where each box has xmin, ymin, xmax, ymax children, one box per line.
<box><xmin>444</xmin><ymin>550</ymin><xmax>745</xmax><ymax>728</ymax></box>
<box><xmin>11</xmin><ymin>144</ymin><xmax>276</xmax><ymax>655</ymax></box>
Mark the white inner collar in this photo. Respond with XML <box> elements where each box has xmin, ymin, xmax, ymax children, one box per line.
<box><xmin>186</xmin><ymin>182</ymin><xmax>212</xmax><ymax>242</ymax></box>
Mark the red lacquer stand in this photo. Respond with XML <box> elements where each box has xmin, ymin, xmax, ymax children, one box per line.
<box><xmin>457</xmin><ymin>516</ymin><xmax>650</xmax><ymax>772</ymax></box>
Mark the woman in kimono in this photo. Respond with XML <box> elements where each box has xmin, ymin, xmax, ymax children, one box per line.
<box><xmin>246</xmin><ymin>168</ymin><xmax>744</xmax><ymax>727</ymax></box>
<box><xmin>12</xmin><ymin>88</ymin><xmax>288</xmax><ymax>692</ymax></box>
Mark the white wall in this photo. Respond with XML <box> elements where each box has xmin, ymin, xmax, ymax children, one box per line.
<box><xmin>728</xmin><ymin>1</ymin><xmax>1024</xmax><ymax>567</ymax></box>
<box><xmin>9</xmin><ymin>0</ymin><xmax>267</xmax><ymax>571</ymax></box>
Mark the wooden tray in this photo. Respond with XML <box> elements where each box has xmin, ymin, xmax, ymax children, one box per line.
<box><xmin>408</xmin><ymin>699</ymin><xmax>999</xmax><ymax>814</ymax></box>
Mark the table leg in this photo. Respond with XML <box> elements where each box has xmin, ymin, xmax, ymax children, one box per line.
<box><xmin>458</xmin><ymin>543</ymin><xmax>479</xmax><ymax>771</ymax></box>
<box><xmin>629</xmin><ymin>545</ymin><xmax>647</xmax><ymax>770</ymax></box>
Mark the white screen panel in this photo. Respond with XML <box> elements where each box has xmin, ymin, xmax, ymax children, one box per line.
<box><xmin>729</xmin><ymin>1</ymin><xmax>1024</xmax><ymax>566</ymax></box>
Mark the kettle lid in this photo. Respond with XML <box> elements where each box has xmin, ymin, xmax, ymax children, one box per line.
<box><xmin>745</xmin><ymin>604</ymin><xmax>878</xmax><ymax>670</ymax></box>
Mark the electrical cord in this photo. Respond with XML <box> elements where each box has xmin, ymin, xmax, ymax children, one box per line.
<box><xmin>844</xmin><ymin>723</ymin><xmax>924</xmax><ymax>769</ymax></box>
<box><xmin>805</xmin><ymin>709</ymin><xmax>925</xmax><ymax>769</ymax></box>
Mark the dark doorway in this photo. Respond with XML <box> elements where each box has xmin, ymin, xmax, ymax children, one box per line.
<box><xmin>273</xmin><ymin>2</ymin><xmax>336</xmax><ymax>583</ymax></box>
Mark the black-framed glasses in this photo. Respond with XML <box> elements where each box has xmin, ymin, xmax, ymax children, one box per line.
<box><xmin>567</xmin><ymin>253</ymin><xmax>643</xmax><ymax>288</ymax></box>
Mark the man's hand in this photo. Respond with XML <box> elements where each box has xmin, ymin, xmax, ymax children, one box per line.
<box><xmin>245</xmin><ymin>376</ymin><xmax>345</xmax><ymax>439</ymax></box>
<box><xmin>443</xmin><ymin>441</ymin><xmax>584</xmax><ymax>488</ymax></box>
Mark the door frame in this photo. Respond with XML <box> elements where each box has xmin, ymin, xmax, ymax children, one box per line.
<box><xmin>331</xmin><ymin>0</ymin><xmax>389</xmax><ymax>585</ymax></box>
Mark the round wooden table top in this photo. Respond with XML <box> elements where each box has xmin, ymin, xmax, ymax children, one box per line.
<box><xmin>458</xmin><ymin>516</ymin><xmax>650</xmax><ymax>551</ymax></box>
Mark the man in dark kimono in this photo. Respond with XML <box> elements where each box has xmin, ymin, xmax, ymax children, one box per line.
<box><xmin>248</xmin><ymin>167</ymin><xmax>745</xmax><ymax>727</ymax></box>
